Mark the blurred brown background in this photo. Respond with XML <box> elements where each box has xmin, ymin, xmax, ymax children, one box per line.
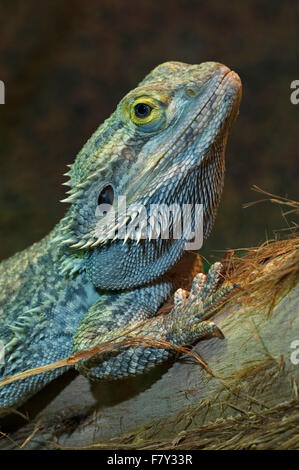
<box><xmin>0</xmin><ymin>0</ymin><xmax>298</xmax><ymax>263</ymax></box>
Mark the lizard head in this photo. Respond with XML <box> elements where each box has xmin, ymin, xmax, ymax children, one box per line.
<box><xmin>59</xmin><ymin>61</ymin><xmax>241</xmax><ymax>289</ymax></box>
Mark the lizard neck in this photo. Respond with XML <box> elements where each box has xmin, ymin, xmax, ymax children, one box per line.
<box><xmin>83</xmin><ymin>140</ymin><xmax>226</xmax><ymax>290</ymax></box>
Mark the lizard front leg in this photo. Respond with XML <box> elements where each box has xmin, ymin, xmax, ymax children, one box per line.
<box><xmin>73</xmin><ymin>263</ymin><xmax>233</xmax><ymax>381</ymax></box>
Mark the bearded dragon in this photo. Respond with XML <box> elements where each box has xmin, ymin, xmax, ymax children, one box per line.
<box><xmin>0</xmin><ymin>61</ymin><xmax>241</xmax><ymax>408</ymax></box>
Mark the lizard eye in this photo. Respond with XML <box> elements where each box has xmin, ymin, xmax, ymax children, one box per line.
<box><xmin>129</xmin><ymin>96</ymin><xmax>166</xmax><ymax>132</ymax></box>
<box><xmin>134</xmin><ymin>103</ymin><xmax>152</xmax><ymax>119</ymax></box>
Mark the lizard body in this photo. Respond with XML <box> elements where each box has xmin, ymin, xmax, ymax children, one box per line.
<box><xmin>0</xmin><ymin>61</ymin><xmax>241</xmax><ymax>408</ymax></box>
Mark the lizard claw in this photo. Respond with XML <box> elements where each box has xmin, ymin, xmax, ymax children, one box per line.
<box><xmin>174</xmin><ymin>288</ymin><xmax>189</xmax><ymax>305</ymax></box>
<box><xmin>209</xmin><ymin>322</ymin><xmax>225</xmax><ymax>339</ymax></box>
<box><xmin>191</xmin><ymin>321</ymin><xmax>225</xmax><ymax>340</ymax></box>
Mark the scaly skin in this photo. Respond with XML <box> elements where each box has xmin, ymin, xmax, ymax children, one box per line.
<box><xmin>0</xmin><ymin>61</ymin><xmax>241</xmax><ymax>408</ymax></box>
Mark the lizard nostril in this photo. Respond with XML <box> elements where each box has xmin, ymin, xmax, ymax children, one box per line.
<box><xmin>185</xmin><ymin>85</ymin><xmax>198</xmax><ymax>97</ymax></box>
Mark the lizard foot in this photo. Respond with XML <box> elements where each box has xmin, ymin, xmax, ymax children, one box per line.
<box><xmin>164</xmin><ymin>262</ymin><xmax>238</xmax><ymax>345</ymax></box>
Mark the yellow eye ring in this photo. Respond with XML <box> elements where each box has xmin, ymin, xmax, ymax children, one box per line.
<box><xmin>124</xmin><ymin>96</ymin><xmax>166</xmax><ymax>132</ymax></box>
<box><xmin>130</xmin><ymin>97</ymin><xmax>160</xmax><ymax>126</ymax></box>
